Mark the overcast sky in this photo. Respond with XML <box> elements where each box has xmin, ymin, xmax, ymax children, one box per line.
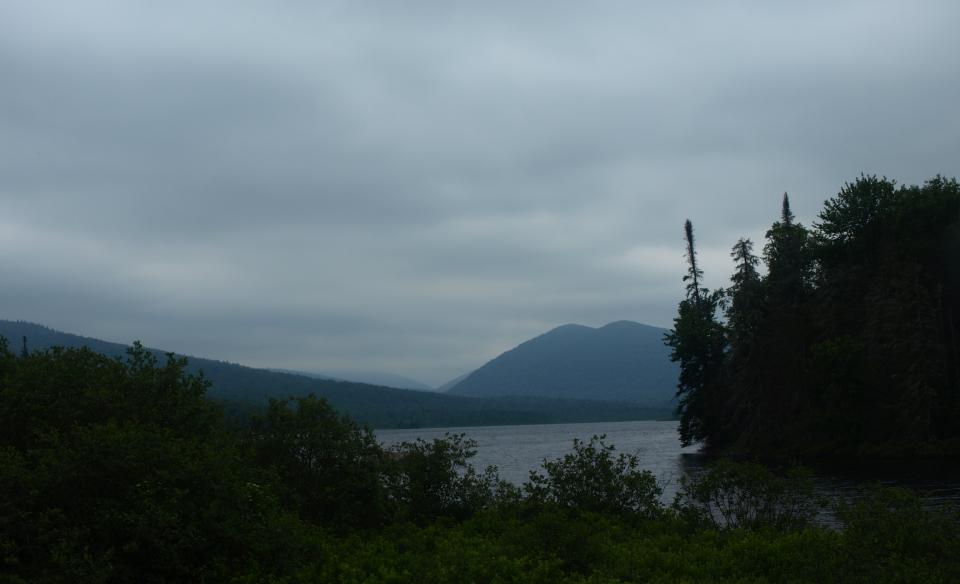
<box><xmin>2</xmin><ymin>2</ymin><xmax>958</xmax><ymax>386</ymax></box>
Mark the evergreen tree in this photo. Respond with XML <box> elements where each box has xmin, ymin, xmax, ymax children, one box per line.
<box><xmin>665</xmin><ymin>220</ymin><xmax>728</xmax><ymax>448</ymax></box>
<box><xmin>727</xmin><ymin>238</ymin><xmax>762</xmax><ymax>344</ymax></box>
<box><xmin>672</xmin><ymin>175</ymin><xmax>960</xmax><ymax>455</ymax></box>
<box><xmin>683</xmin><ymin>219</ymin><xmax>705</xmax><ymax>303</ymax></box>
<box><xmin>752</xmin><ymin>194</ymin><xmax>813</xmax><ymax>445</ymax></box>
<box><xmin>722</xmin><ymin>238</ymin><xmax>764</xmax><ymax>445</ymax></box>
<box><xmin>764</xmin><ymin>193</ymin><xmax>812</xmax><ymax>305</ymax></box>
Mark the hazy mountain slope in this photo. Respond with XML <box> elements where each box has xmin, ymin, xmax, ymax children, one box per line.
<box><xmin>319</xmin><ymin>370</ymin><xmax>434</xmax><ymax>391</ymax></box>
<box><xmin>0</xmin><ymin>320</ymin><xmax>673</xmax><ymax>427</ymax></box>
<box><xmin>436</xmin><ymin>372</ymin><xmax>470</xmax><ymax>392</ymax></box>
<box><xmin>447</xmin><ymin>320</ymin><xmax>677</xmax><ymax>405</ymax></box>
<box><xmin>266</xmin><ymin>368</ymin><xmax>433</xmax><ymax>391</ymax></box>
<box><xmin>266</xmin><ymin>368</ymin><xmax>339</xmax><ymax>381</ymax></box>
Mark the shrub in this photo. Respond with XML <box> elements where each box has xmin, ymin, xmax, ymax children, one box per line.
<box><xmin>249</xmin><ymin>395</ymin><xmax>387</xmax><ymax>528</ymax></box>
<box><xmin>674</xmin><ymin>459</ymin><xmax>821</xmax><ymax>530</ymax></box>
<box><xmin>383</xmin><ymin>433</ymin><xmax>515</xmax><ymax>522</ymax></box>
<box><xmin>834</xmin><ymin>486</ymin><xmax>960</xmax><ymax>581</ymax></box>
<box><xmin>0</xmin><ymin>343</ymin><xmax>307</xmax><ymax>583</ymax></box>
<box><xmin>524</xmin><ymin>435</ymin><xmax>663</xmax><ymax>517</ymax></box>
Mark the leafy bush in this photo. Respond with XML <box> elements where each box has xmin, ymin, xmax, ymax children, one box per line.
<box><xmin>0</xmin><ymin>343</ymin><xmax>308</xmax><ymax>583</ymax></box>
<box><xmin>674</xmin><ymin>459</ymin><xmax>822</xmax><ymax>530</ymax></box>
<box><xmin>383</xmin><ymin>433</ymin><xmax>515</xmax><ymax>522</ymax></box>
<box><xmin>524</xmin><ymin>435</ymin><xmax>662</xmax><ymax>517</ymax></box>
<box><xmin>0</xmin><ymin>342</ymin><xmax>219</xmax><ymax>452</ymax></box>
<box><xmin>834</xmin><ymin>486</ymin><xmax>960</xmax><ymax>582</ymax></box>
<box><xmin>249</xmin><ymin>395</ymin><xmax>387</xmax><ymax>528</ymax></box>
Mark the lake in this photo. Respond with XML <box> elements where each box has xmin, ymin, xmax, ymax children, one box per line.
<box><xmin>377</xmin><ymin>420</ymin><xmax>960</xmax><ymax>510</ymax></box>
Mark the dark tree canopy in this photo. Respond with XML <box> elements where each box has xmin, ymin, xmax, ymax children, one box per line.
<box><xmin>667</xmin><ymin>175</ymin><xmax>960</xmax><ymax>456</ymax></box>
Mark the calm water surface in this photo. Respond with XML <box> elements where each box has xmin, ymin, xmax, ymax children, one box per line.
<box><xmin>377</xmin><ymin>420</ymin><xmax>960</xmax><ymax>509</ymax></box>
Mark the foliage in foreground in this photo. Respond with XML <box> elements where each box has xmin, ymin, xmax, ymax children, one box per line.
<box><xmin>675</xmin><ymin>459</ymin><xmax>823</xmax><ymax>531</ymax></box>
<box><xmin>525</xmin><ymin>435</ymin><xmax>661</xmax><ymax>518</ymax></box>
<box><xmin>1</xmin><ymin>341</ymin><xmax>957</xmax><ymax>582</ymax></box>
<box><xmin>291</xmin><ymin>497</ymin><xmax>960</xmax><ymax>584</ymax></box>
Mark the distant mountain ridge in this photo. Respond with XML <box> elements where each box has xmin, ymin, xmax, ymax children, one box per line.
<box><xmin>446</xmin><ymin>320</ymin><xmax>677</xmax><ymax>406</ymax></box>
<box><xmin>0</xmin><ymin>320</ymin><xmax>673</xmax><ymax>428</ymax></box>
<box><xmin>267</xmin><ymin>368</ymin><xmax>434</xmax><ymax>391</ymax></box>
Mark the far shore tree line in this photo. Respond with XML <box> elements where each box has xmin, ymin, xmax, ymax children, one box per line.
<box><xmin>667</xmin><ymin>175</ymin><xmax>960</xmax><ymax>456</ymax></box>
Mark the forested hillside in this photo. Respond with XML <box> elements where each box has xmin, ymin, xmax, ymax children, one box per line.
<box><xmin>667</xmin><ymin>175</ymin><xmax>960</xmax><ymax>456</ymax></box>
<box><xmin>0</xmin><ymin>321</ymin><xmax>670</xmax><ymax>428</ymax></box>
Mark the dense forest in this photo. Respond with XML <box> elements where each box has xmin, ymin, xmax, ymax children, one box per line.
<box><xmin>667</xmin><ymin>175</ymin><xmax>960</xmax><ymax>456</ymax></box>
<box><xmin>2</xmin><ymin>339</ymin><xmax>957</xmax><ymax>582</ymax></box>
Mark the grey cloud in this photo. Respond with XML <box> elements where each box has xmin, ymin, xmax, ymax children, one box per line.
<box><xmin>2</xmin><ymin>1</ymin><xmax>958</xmax><ymax>384</ymax></box>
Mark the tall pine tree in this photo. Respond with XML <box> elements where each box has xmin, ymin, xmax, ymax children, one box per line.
<box><xmin>665</xmin><ymin>220</ymin><xmax>728</xmax><ymax>448</ymax></box>
<box><xmin>722</xmin><ymin>238</ymin><xmax>764</xmax><ymax>446</ymax></box>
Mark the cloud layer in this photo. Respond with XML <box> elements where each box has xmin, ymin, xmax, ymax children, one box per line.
<box><xmin>2</xmin><ymin>1</ymin><xmax>958</xmax><ymax>385</ymax></box>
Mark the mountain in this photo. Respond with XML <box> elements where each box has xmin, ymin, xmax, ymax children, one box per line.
<box><xmin>446</xmin><ymin>320</ymin><xmax>678</xmax><ymax>405</ymax></box>
<box><xmin>266</xmin><ymin>368</ymin><xmax>338</xmax><ymax>381</ymax></box>
<box><xmin>0</xmin><ymin>320</ymin><xmax>673</xmax><ymax>428</ymax></box>
<box><xmin>267</xmin><ymin>368</ymin><xmax>434</xmax><ymax>392</ymax></box>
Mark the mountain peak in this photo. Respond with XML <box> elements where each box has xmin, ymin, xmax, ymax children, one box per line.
<box><xmin>601</xmin><ymin>320</ymin><xmax>644</xmax><ymax>329</ymax></box>
<box><xmin>447</xmin><ymin>321</ymin><xmax>677</xmax><ymax>406</ymax></box>
<box><xmin>545</xmin><ymin>323</ymin><xmax>594</xmax><ymax>334</ymax></box>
